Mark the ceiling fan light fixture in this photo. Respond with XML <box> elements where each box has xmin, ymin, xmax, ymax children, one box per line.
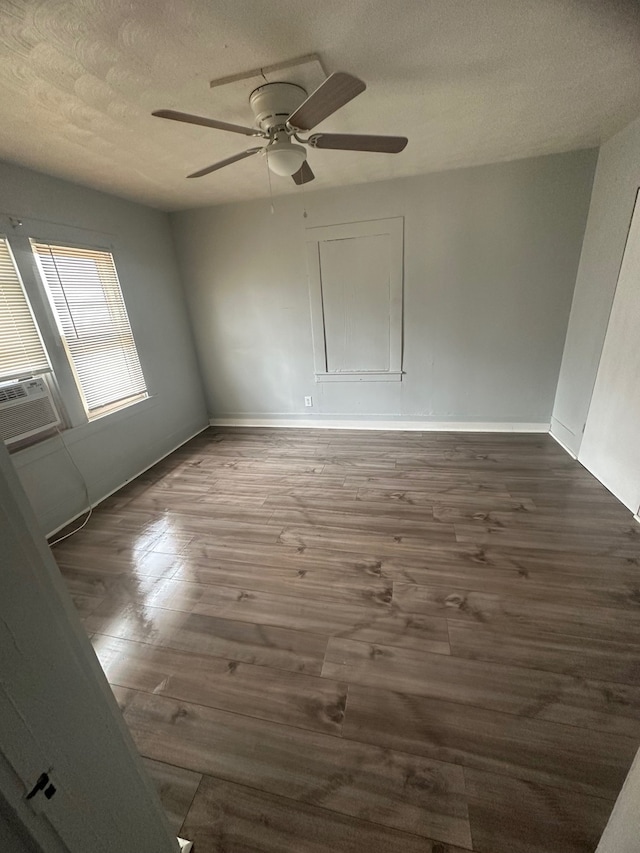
<box><xmin>154</xmin><ymin>71</ymin><xmax>407</xmax><ymax>185</ymax></box>
<box><xmin>266</xmin><ymin>141</ymin><xmax>307</xmax><ymax>177</ymax></box>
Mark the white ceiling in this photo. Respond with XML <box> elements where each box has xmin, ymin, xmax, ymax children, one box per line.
<box><xmin>1</xmin><ymin>0</ymin><xmax>639</xmax><ymax>211</ymax></box>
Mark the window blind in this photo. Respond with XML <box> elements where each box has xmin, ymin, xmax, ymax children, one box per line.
<box><xmin>0</xmin><ymin>236</ymin><xmax>51</xmax><ymax>382</ymax></box>
<box><xmin>31</xmin><ymin>242</ymin><xmax>147</xmax><ymax>415</ymax></box>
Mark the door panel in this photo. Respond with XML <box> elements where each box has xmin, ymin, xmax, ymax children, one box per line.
<box><xmin>580</xmin><ymin>190</ymin><xmax>640</xmax><ymax>514</ymax></box>
<box><xmin>0</xmin><ymin>439</ymin><xmax>178</xmax><ymax>853</ymax></box>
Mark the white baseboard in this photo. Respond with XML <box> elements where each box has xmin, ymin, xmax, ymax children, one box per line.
<box><xmin>46</xmin><ymin>424</ymin><xmax>208</xmax><ymax>538</ymax></box>
<box><xmin>549</xmin><ymin>429</ymin><xmax>578</xmax><ymax>459</ymax></box>
<box><xmin>209</xmin><ymin>417</ymin><xmax>550</xmax><ymax>433</ymax></box>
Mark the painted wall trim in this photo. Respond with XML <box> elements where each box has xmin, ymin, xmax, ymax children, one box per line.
<box><xmin>549</xmin><ymin>428</ymin><xmax>578</xmax><ymax>460</ymax></box>
<box><xmin>314</xmin><ymin>371</ymin><xmax>403</xmax><ymax>383</ymax></box>
<box><xmin>209</xmin><ymin>417</ymin><xmax>550</xmax><ymax>433</ymax></box>
<box><xmin>549</xmin><ymin>415</ymin><xmax>580</xmax><ymax>457</ymax></box>
<box><xmin>46</xmin><ymin>424</ymin><xmax>208</xmax><ymax>537</ymax></box>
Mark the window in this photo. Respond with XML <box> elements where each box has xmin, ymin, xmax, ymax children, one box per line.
<box><xmin>305</xmin><ymin>218</ymin><xmax>404</xmax><ymax>382</ymax></box>
<box><xmin>0</xmin><ymin>236</ymin><xmax>51</xmax><ymax>381</ymax></box>
<box><xmin>32</xmin><ymin>242</ymin><xmax>147</xmax><ymax>418</ymax></box>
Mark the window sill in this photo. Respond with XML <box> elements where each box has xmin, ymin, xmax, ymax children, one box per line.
<box><xmin>87</xmin><ymin>392</ymin><xmax>149</xmax><ymax>422</ymax></box>
<box><xmin>315</xmin><ymin>371</ymin><xmax>403</xmax><ymax>383</ymax></box>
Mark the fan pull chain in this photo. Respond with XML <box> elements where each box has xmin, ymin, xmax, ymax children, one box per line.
<box><xmin>265</xmin><ymin>152</ymin><xmax>275</xmax><ymax>214</ymax></box>
<box><xmin>301</xmin><ymin>177</ymin><xmax>308</xmax><ymax>219</ymax></box>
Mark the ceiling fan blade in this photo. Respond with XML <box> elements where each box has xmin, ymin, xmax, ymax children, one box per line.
<box><xmin>153</xmin><ymin>109</ymin><xmax>262</xmax><ymax>137</ymax></box>
<box><xmin>291</xmin><ymin>161</ymin><xmax>315</xmax><ymax>185</ymax></box>
<box><xmin>308</xmin><ymin>133</ymin><xmax>408</xmax><ymax>153</ymax></box>
<box><xmin>187</xmin><ymin>147</ymin><xmax>263</xmax><ymax>179</ymax></box>
<box><xmin>287</xmin><ymin>72</ymin><xmax>366</xmax><ymax>131</ymax></box>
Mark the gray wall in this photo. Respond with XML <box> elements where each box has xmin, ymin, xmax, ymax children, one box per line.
<box><xmin>552</xmin><ymin>115</ymin><xmax>640</xmax><ymax>455</ymax></box>
<box><xmin>172</xmin><ymin>149</ymin><xmax>596</xmax><ymax>427</ymax></box>
<box><xmin>0</xmin><ymin>161</ymin><xmax>208</xmax><ymax>533</ymax></box>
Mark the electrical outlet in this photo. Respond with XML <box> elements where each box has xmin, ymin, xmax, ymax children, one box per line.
<box><xmin>304</xmin><ymin>396</ymin><xmax>313</xmax><ymax>407</ymax></box>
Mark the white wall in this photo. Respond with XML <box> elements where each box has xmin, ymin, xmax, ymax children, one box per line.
<box><xmin>596</xmin><ymin>748</ymin><xmax>640</xmax><ymax>853</ymax></box>
<box><xmin>578</xmin><ymin>195</ymin><xmax>640</xmax><ymax>514</ymax></box>
<box><xmin>577</xmin><ymin>185</ymin><xmax>640</xmax><ymax>514</ymax></box>
<box><xmin>552</xmin><ymin>116</ymin><xmax>640</xmax><ymax>455</ymax></box>
<box><xmin>0</xmin><ymin>161</ymin><xmax>208</xmax><ymax>533</ymax></box>
<box><xmin>171</xmin><ymin>149</ymin><xmax>596</xmax><ymax>428</ymax></box>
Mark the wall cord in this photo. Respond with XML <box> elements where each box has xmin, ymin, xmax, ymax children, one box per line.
<box><xmin>48</xmin><ymin>425</ymin><xmax>92</xmax><ymax>546</ymax></box>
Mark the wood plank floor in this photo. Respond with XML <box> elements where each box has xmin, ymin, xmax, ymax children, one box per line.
<box><xmin>51</xmin><ymin>427</ymin><xmax>640</xmax><ymax>853</ymax></box>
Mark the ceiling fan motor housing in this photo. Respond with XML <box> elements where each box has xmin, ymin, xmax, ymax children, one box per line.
<box><xmin>249</xmin><ymin>82</ymin><xmax>307</xmax><ymax>131</ymax></box>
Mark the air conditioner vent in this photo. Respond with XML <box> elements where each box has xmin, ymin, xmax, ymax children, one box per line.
<box><xmin>0</xmin><ymin>384</ymin><xmax>28</xmax><ymax>403</ymax></box>
<box><xmin>0</xmin><ymin>378</ymin><xmax>61</xmax><ymax>445</ymax></box>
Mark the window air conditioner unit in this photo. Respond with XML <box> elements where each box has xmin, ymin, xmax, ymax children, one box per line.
<box><xmin>0</xmin><ymin>377</ymin><xmax>61</xmax><ymax>445</ymax></box>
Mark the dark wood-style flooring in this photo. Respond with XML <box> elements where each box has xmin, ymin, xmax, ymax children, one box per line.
<box><xmin>52</xmin><ymin>428</ymin><xmax>640</xmax><ymax>852</ymax></box>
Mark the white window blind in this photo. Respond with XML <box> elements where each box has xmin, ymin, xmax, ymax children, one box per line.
<box><xmin>0</xmin><ymin>236</ymin><xmax>51</xmax><ymax>382</ymax></box>
<box><xmin>31</xmin><ymin>242</ymin><xmax>147</xmax><ymax>415</ymax></box>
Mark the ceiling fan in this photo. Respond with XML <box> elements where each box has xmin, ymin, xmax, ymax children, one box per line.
<box><xmin>152</xmin><ymin>72</ymin><xmax>408</xmax><ymax>185</ymax></box>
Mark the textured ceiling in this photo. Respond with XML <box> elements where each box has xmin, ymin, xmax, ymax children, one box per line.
<box><xmin>1</xmin><ymin>0</ymin><xmax>639</xmax><ymax>211</ymax></box>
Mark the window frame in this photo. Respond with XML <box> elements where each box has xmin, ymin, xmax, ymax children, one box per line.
<box><xmin>31</xmin><ymin>239</ymin><xmax>148</xmax><ymax>420</ymax></box>
<box><xmin>0</xmin><ymin>233</ymin><xmax>52</xmax><ymax>383</ymax></box>
<box><xmin>0</xmin><ymin>215</ymin><xmax>150</xmax><ymax>437</ymax></box>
